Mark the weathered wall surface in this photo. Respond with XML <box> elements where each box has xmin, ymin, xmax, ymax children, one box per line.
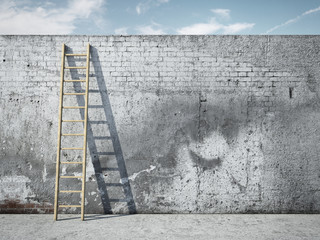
<box><xmin>0</xmin><ymin>35</ymin><xmax>320</xmax><ymax>214</ymax></box>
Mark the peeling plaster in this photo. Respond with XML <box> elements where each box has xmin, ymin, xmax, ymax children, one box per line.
<box><xmin>120</xmin><ymin>165</ymin><xmax>156</xmax><ymax>184</ymax></box>
<box><xmin>42</xmin><ymin>165</ymin><xmax>47</xmax><ymax>182</ymax></box>
<box><xmin>0</xmin><ymin>176</ymin><xmax>33</xmax><ymax>201</ymax></box>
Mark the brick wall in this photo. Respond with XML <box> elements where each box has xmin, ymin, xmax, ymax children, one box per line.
<box><xmin>1</xmin><ymin>35</ymin><xmax>320</xmax><ymax>214</ymax></box>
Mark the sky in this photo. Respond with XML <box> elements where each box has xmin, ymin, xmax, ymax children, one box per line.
<box><xmin>0</xmin><ymin>0</ymin><xmax>320</xmax><ymax>35</ymax></box>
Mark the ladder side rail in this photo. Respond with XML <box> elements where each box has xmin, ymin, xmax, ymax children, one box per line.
<box><xmin>54</xmin><ymin>43</ymin><xmax>66</xmax><ymax>221</ymax></box>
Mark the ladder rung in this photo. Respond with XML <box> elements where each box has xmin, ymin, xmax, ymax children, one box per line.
<box><xmin>63</xmin><ymin>93</ymin><xmax>85</xmax><ymax>95</ymax></box>
<box><xmin>59</xmin><ymin>205</ymin><xmax>81</xmax><ymax>208</ymax></box>
<box><xmin>62</xmin><ymin>120</ymin><xmax>85</xmax><ymax>122</ymax></box>
<box><xmin>65</xmin><ymin>66</ymin><xmax>86</xmax><ymax>69</ymax></box>
<box><xmin>60</xmin><ymin>190</ymin><xmax>82</xmax><ymax>193</ymax></box>
<box><xmin>61</xmin><ymin>147</ymin><xmax>84</xmax><ymax>150</ymax></box>
<box><xmin>64</xmin><ymin>80</ymin><xmax>86</xmax><ymax>82</ymax></box>
<box><xmin>61</xmin><ymin>162</ymin><xmax>83</xmax><ymax>164</ymax></box>
<box><xmin>65</xmin><ymin>54</ymin><xmax>87</xmax><ymax>56</ymax></box>
<box><xmin>63</xmin><ymin>106</ymin><xmax>85</xmax><ymax>109</ymax></box>
<box><xmin>60</xmin><ymin>176</ymin><xmax>83</xmax><ymax>179</ymax></box>
<box><xmin>62</xmin><ymin>134</ymin><xmax>84</xmax><ymax>136</ymax></box>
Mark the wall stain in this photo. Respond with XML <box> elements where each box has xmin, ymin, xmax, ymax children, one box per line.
<box><xmin>189</xmin><ymin>150</ymin><xmax>221</xmax><ymax>170</ymax></box>
<box><xmin>306</xmin><ymin>73</ymin><xmax>317</xmax><ymax>93</ymax></box>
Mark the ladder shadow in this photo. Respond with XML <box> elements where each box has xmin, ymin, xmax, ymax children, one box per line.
<box><xmin>85</xmin><ymin>214</ymin><xmax>132</xmax><ymax>221</ymax></box>
<box><xmin>58</xmin><ymin>214</ymin><xmax>131</xmax><ymax>222</ymax></box>
<box><xmin>65</xmin><ymin>46</ymin><xmax>137</xmax><ymax>215</ymax></box>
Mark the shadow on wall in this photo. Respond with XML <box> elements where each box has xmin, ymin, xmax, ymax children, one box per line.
<box><xmin>65</xmin><ymin>46</ymin><xmax>136</xmax><ymax>214</ymax></box>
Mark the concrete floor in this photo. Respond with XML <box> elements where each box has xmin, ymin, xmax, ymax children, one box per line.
<box><xmin>0</xmin><ymin>214</ymin><xmax>319</xmax><ymax>240</ymax></box>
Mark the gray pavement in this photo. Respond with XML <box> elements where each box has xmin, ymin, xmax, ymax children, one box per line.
<box><xmin>0</xmin><ymin>214</ymin><xmax>319</xmax><ymax>240</ymax></box>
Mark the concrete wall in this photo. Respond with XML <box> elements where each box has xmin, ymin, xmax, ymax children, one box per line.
<box><xmin>1</xmin><ymin>35</ymin><xmax>320</xmax><ymax>214</ymax></box>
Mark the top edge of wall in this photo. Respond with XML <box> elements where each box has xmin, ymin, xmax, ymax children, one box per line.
<box><xmin>0</xmin><ymin>34</ymin><xmax>320</xmax><ymax>37</ymax></box>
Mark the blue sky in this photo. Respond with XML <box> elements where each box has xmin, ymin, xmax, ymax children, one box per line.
<box><xmin>0</xmin><ymin>0</ymin><xmax>320</xmax><ymax>34</ymax></box>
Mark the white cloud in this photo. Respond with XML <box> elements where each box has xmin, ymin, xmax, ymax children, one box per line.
<box><xmin>69</xmin><ymin>0</ymin><xmax>103</xmax><ymax>18</ymax></box>
<box><xmin>136</xmin><ymin>20</ymin><xmax>166</xmax><ymax>34</ymax></box>
<box><xmin>136</xmin><ymin>0</ymin><xmax>169</xmax><ymax>15</ymax></box>
<box><xmin>211</xmin><ymin>8</ymin><xmax>230</xmax><ymax>19</ymax></box>
<box><xmin>302</xmin><ymin>6</ymin><xmax>320</xmax><ymax>16</ymax></box>
<box><xmin>177</xmin><ymin>19</ymin><xmax>223</xmax><ymax>34</ymax></box>
<box><xmin>223</xmin><ymin>23</ymin><xmax>255</xmax><ymax>34</ymax></box>
<box><xmin>0</xmin><ymin>0</ymin><xmax>105</xmax><ymax>34</ymax></box>
<box><xmin>136</xmin><ymin>25</ymin><xmax>165</xmax><ymax>34</ymax></box>
<box><xmin>177</xmin><ymin>18</ymin><xmax>254</xmax><ymax>35</ymax></box>
<box><xmin>136</xmin><ymin>2</ymin><xmax>145</xmax><ymax>15</ymax></box>
<box><xmin>265</xmin><ymin>5</ymin><xmax>320</xmax><ymax>34</ymax></box>
<box><xmin>115</xmin><ymin>27</ymin><xmax>128</xmax><ymax>35</ymax></box>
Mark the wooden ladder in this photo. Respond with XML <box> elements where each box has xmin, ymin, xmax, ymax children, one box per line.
<box><xmin>54</xmin><ymin>43</ymin><xmax>90</xmax><ymax>221</ymax></box>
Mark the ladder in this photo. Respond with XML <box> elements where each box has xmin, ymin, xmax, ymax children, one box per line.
<box><xmin>54</xmin><ymin>43</ymin><xmax>90</xmax><ymax>221</ymax></box>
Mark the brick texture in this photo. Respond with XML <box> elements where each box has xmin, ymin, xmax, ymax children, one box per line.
<box><xmin>1</xmin><ymin>36</ymin><xmax>320</xmax><ymax>214</ymax></box>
